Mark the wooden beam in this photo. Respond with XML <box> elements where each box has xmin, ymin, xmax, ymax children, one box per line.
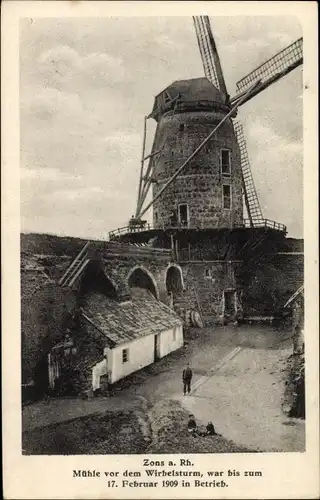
<box><xmin>59</xmin><ymin>242</ymin><xmax>90</xmax><ymax>286</ymax></box>
<box><xmin>147</xmin><ymin>94</ymin><xmax>180</xmax><ymax>119</ymax></box>
<box><xmin>137</xmin><ymin>98</ymin><xmax>181</xmax><ymax>216</ymax></box>
<box><xmin>137</xmin><ymin>147</ymin><xmax>162</xmax><ymax>215</ymax></box>
<box><xmin>137</xmin><ymin>161</ymin><xmax>155</xmax><ymax>214</ymax></box>
<box><xmin>68</xmin><ymin>258</ymin><xmax>90</xmax><ymax>287</ymax></box>
<box><xmin>135</xmin><ymin>116</ymin><xmax>147</xmax><ymax>217</ymax></box>
<box><xmin>137</xmin><ymin>147</ymin><xmax>164</xmax><ymax>214</ymax></box>
<box><xmin>143</xmin><ymin>149</ymin><xmax>161</xmax><ymax>161</ymax></box>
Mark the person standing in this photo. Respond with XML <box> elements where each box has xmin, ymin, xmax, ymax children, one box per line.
<box><xmin>182</xmin><ymin>363</ymin><xmax>193</xmax><ymax>395</ymax></box>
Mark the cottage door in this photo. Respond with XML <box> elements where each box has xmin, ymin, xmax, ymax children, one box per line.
<box><xmin>154</xmin><ymin>334</ymin><xmax>160</xmax><ymax>361</ymax></box>
<box><xmin>47</xmin><ymin>351</ymin><xmax>61</xmax><ymax>390</ymax></box>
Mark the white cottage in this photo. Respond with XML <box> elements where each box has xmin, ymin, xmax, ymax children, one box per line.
<box><xmin>82</xmin><ymin>287</ymin><xmax>184</xmax><ymax>389</ymax></box>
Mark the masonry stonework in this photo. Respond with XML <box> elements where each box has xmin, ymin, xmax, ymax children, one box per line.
<box><xmin>175</xmin><ymin>261</ymin><xmax>239</xmax><ymax>324</ymax></box>
<box><xmin>151</xmin><ymin>80</ymin><xmax>243</xmax><ymax>230</ymax></box>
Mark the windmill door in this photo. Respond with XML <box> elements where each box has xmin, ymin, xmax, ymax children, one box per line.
<box><xmin>223</xmin><ymin>290</ymin><xmax>237</xmax><ymax>320</ymax></box>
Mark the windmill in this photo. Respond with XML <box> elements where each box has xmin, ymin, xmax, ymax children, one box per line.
<box><xmin>116</xmin><ymin>16</ymin><xmax>303</xmax><ymax>239</ymax></box>
<box><xmin>60</xmin><ymin>17</ymin><xmax>303</xmax><ymax>329</ymax></box>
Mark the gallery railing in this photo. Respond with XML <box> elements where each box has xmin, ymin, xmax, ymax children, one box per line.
<box><xmin>108</xmin><ymin>218</ymin><xmax>287</xmax><ymax>240</ymax></box>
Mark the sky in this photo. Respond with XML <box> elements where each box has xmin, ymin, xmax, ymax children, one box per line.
<box><xmin>20</xmin><ymin>16</ymin><xmax>303</xmax><ymax>239</ymax></box>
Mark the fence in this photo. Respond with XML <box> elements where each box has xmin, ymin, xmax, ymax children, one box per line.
<box><xmin>108</xmin><ymin>218</ymin><xmax>287</xmax><ymax>240</ymax></box>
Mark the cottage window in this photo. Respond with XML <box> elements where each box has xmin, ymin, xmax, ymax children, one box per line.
<box><xmin>220</xmin><ymin>149</ymin><xmax>231</xmax><ymax>176</ymax></box>
<box><xmin>222</xmin><ymin>185</ymin><xmax>231</xmax><ymax>210</ymax></box>
<box><xmin>179</xmin><ymin>124</ymin><xmax>185</xmax><ymax>132</ymax></box>
<box><xmin>122</xmin><ymin>348</ymin><xmax>129</xmax><ymax>363</ymax></box>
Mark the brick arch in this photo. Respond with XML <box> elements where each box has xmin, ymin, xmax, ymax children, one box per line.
<box><xmin>127</xmin><ymin>265</ymin><xmax>160</xmax><ymax>300</ymax></box>
<box><xmin>80</xmin><ymin>260</ymin><xmax>118</xmax><ymax>299</ymax></box>
<box><xmin>165</xmin><ymin>263</ymin><xmax>185</xmax><ymax>294</ymax></box>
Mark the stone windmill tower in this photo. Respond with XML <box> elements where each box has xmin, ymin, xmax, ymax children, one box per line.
<box><xmin>148</xmin><ymin>77</ymin><xmax>243</xmax><ymax>231</ymax></box>
<box><xmin>109</xmin><ymin>17</ymin><xmax>303</xmax><ymax>325</ymax></box>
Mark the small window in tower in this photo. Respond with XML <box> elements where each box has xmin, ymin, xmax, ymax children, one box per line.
<box><xmin>205</xmin><ymin>269</ymin><xmax>212</xmax><ymax>279</ymax></box>
<box><xmin>178</xmin><ymin>204</ymin><xmax>189</xmax><ymax>227</ymax></box>
<box><xmin>221</xmin><ymin>149</ymin><xmax>231</xmax><ymax>176</ymax></box>
<box><xmin>223</xmin><ymin>185</ymin><xmax>232</xmax><ymax>210</ymax></box>
<box><xmin>155</xmin><ymin>211</ymin><xmax>158</xmax><ymax>222</ymax></box>
<box><xmin>179</xmin><ymin>124</ymin><xmax>185</xmax><ymax>132</ymax></box>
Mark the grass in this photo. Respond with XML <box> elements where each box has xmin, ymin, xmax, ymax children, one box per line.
<box><xmin>23</xmin><ymin>407</ymin><xmax>151</xmax><ymax>455</ymax></box>
<box><xmin>23</xmin><ymin>397</ymin><xmax>255</xmax><ymax>455</ymax></box>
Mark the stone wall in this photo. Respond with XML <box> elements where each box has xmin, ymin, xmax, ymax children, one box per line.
<box><xmin>97</xmin><ymin>253</ymin><xmax>171</xmax><ymax>304</ymax></box>
<box><xmin>21</xmin><ymin>232</ymin><xmax>304</xmax><ymax>391</ymax></box>
<box><xmin>240</xmin><ymin>253</ymin><xmax>304</xmax><ymax>315</ymax></box>
<box><xmin>174</xmin><ymin>261</ymin><xmax>240</xmax><ymax>324</ymax></box>
<box><xmin>21</xmin><ymin>272</ymin><xmax>77</xmax><ymax>384</ymax></box>
<box><xmin>283</xmin><ymin>294</ymin><xmax>305</xmax><ymax>419</ymax></box>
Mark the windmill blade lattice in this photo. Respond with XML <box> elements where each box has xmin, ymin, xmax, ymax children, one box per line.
<box><xmin>234</xmin><ymin>121</ymin><xmax>263</xmax><ymax>226</ymax></box>
<box><xmin>193</xmin><ymin>16</ymin><xmax>228</xmax><ymax>96</ymax></box>
<box><xmin>233</xmin><ymin>38</ymin><xmax>303</xmax><ymax>105</ymax></box>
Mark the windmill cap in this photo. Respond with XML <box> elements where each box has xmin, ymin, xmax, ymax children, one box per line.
<box><xmin>166</xmin><ymin>77</ymin><xmax>224</xmax><ymax>103</ymax></box>
<box><xmin>150</xmin><ymin>77</ymin><xmax>226</xmax><ymax>118</ymax></box>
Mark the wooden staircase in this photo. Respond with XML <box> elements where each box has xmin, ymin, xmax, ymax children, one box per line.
<box><xmin>193</xmin><ymin>286</ymin><xmax>205</xmax><ymax>327</ymax></box>
<box><xmin>173</xmin><ymin>293</ymin><xmax>192</xmax><ymax>318</ymax></box>
<box><xmin>173</xmin><ymin>287</ymin><xmax>206</xmax><ymax>327</ymax></box>
<box><xmin>59</xmin><ymin>242</ymin><xmax>91</xmax><ymax>288</ymax></box>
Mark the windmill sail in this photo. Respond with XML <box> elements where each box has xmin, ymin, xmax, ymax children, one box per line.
<box><xmin>193</xmin><ymin>15</ymin><xmax>263</xmax><ymax>226</ymax></box>
<box><xmin>231</xmin><ymin>38</ymin><xmax>303</xmax><ymax>106</ymax></box>
<box><xmin>193</xmin><ymin>16</ymin><xmax>228</xmax><ymax>97</ymax></box>
<box><xmin>234</xmin><ymin>121</ymin><xmax>263</xmax><ymax>226</ymax></box>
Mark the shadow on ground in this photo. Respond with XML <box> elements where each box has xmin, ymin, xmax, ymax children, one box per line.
<box><xmin>23</xmin><ymin>405</ymin><xmax>151</xmax><ymax>455</ymax></box>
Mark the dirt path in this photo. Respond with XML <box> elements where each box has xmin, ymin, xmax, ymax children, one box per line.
<box><xmin>177</xmin><ymin>346</ymin><xmax>305</xmax><ymax>452</ymax></box>
<box><xmin>22</xmin><ymin>327</ymin><xmax>230</xmax><ymax>432</ymax></box>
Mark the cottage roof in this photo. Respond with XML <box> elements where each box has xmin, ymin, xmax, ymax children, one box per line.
<box><xmin>82</xmin><ymin>288</ymin><xmax>182</xmax><ymax>346</ymax></box>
